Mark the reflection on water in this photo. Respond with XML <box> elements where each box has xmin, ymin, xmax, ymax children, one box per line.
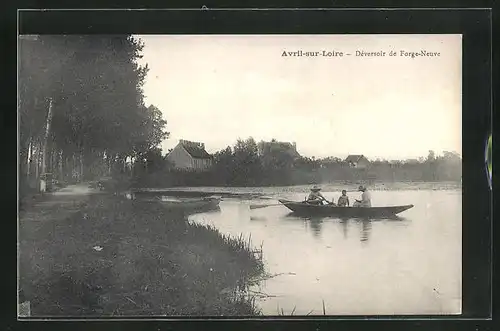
<box><xmin>340</xmin><ymin>218</ymin><xmax>349</xmax><ymax>239</ymax></box>
<box><xmin>308</xmin><ymin>218</ymin><xmax>323</xmax><ymax>238</ymax></box>
<box><xmin>360</xmin><ymin>219</ymin><xmax>372</xmax><ymax>243</ymax></box>
<box><xmin>250</xmin><ymin>216</ymin><xmax>268</xmax><ymax>222</ymax></box>
<box><xmin>185</xmin><ymin>188</ymin><xmax>461</xmax><ymax>315</ymax></box>
<box><xmin>283</xmin><ymin>213</ymin><xmax>406</xmax><ymax>243</ymax></box>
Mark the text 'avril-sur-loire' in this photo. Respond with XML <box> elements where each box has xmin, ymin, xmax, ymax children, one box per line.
<box><xmin>282</xmin><ymin>49</ymin><xmax>441</xmax><ymax>58</ymax></box>
<box><xmin>281</xmin><ymin>50</ymin><xmax>344</xmax><ymax>57</ymax></box>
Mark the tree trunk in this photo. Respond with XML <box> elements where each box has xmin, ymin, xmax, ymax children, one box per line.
<box><xmin>27</xmin><ymin>139</ymin><xmax>33</xmax><ymax>178</ymax></box>
<box><xmin>40</xmin><ymin>98</ymin><xmax>54</xmax><ymax>192</ymax></box>
<box><xmin>71</xmin><ymin>153</ymin><xmax>77</xmax><ymax>182</ymax></box>
<box><xmin>107</xmin><ymin>153</ymin><xmax>112</xmax><ymax>176</ymax></box>
<box><xmin>50</xmin><ymin>148</ymin><xmax>57</xmax><ymax>180</ymax></box>
<box><xmin>59</xmin><ymin>150</ymin><xmax>64</xmax><ymax>181</ymax></box>
<box><xmin>35</xmin><ymin>140</ymin><xmax>41</xmax><ymax>182</ymax></box>
<box><xmin>83</xmin><ymin>148</ymin><xmax>98</xmax><ymax>180</ymax></box>
<box><xmin>63</xmin><ymin>153</ymin><xmax>70</xmax><ymax>182</ymax></box>
<box><xmin>79</xmin><ymin>152</ymin><xmax>84</xmax><ymax>182</ymax></box>
<box><xmin>122</xmin><ymin>156</ymin><xmax>127</xmax><ymax>174</ymax></box>
<box><xmin>19</xmin><ymin>135</ymin><xmax>30</xmax><ymax>194</ymax></box>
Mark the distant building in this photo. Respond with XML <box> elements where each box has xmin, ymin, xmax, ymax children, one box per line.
<box><xmin>257</xmin><ymin>140</ymin><xmax>301</xmax><ymax>159</ymax></box>
<box><xmin>345</xmin><ymin>155</ymin><xmax>370</xmax><ymax>169</ymax></box>
<box><xmin>165</xmin><ymin>140</ymin><xmax>213</xmax><ymax>171</ymax></box>
<box><xmin>388</xmin><ymin>160</ymin><xmax>403</xmax><ymax>168</ymax></box>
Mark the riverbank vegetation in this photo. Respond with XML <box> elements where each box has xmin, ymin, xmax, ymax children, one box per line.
<box><xmin>134</xmin><ymin>138</ymin><xmax>462</xmax><ymax>188</ymax></box>
<box><xmin>19</xmin><ymin>194</ymin><xmax>264</xmax><ymax>316</ymax></box>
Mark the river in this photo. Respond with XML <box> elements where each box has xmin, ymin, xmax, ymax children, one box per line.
<box><xmin>161</xmin><ymin>183</ymin><xmax>462</xmax><ymax>315</ymax></box>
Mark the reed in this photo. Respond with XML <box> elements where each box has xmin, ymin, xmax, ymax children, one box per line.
<box><xmin>186</xmin><ymin>222</ymin><xmax>264</xmax><ymax>272</ymax></box>
<box><xmin>274</xmin><ymin>301</ymin><xmax>327</xmax><ymax>316</ymax></box>
<box><xmin>276</xmin><ymin>305</ymin><xmax>299</xmax><ymax>316</ymax></box>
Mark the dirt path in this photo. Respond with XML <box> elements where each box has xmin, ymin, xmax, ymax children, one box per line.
<box><xmin>52</xmin><ymin>183</ymin><xmax>102</xmax><ymax>196</ymax></box>
<box><xmin>20</xmin><ymin>183</ymin><xmax>103</xmax><ymax>213</ymax></box>
<box><xmin>21</xmin><ymin>182</ymin><xmax>111</xmax><ymax>223</ymax></box>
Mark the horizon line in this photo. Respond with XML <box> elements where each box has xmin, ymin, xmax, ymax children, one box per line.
<box><xmin>160</xmin><ymin>141</ymin><xmax>461</xmax><ymax>161</ymax></box>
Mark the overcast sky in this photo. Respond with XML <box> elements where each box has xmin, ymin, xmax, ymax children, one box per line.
<box><xmin>136</xmin><ymin>34</ymin><xmax>462</xmax><ymax>160</ymax></box>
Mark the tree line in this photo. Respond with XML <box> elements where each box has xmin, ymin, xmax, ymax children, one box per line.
<box><xmin>19</xmin><ymin>35</ymin><xmax>168</xmax><ymax>197</ymax></box>
<box><xmin>134</xmin><ymin>137</ymin><xmax>462</xmax><ymax>187</ymax></box>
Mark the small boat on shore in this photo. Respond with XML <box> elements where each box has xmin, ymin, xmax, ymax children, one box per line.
<box><xmin>158</xmin><ymin>196</ymin><xmax>221</xmax><ymax>210</ymax></box>
<box><xmin>278</xmin><ymin>199</ymin><xmax>413</xmax><ymax>218</ymax></box>
<box><xmin>131</xmin><ymin>188</ymin><xmax>266</xmax><ymax>200</ymax></box>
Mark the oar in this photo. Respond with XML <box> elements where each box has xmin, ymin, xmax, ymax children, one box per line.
<box><xmin>250</xmin><ymin>203</ymin><xmax>282</xmax><ymax>209</ymax></box>
<box><xmin>251</xmin><ymin>197</ymin><xmax>335</xmax><ymax>209</ymax></box>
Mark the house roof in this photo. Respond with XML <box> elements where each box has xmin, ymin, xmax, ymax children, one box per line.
<box><xmin>259</xmin><ymin>141</ymin><xmax>301</xmax><ymax>158</ymax></box>
<box><xmin>180</xmin><ymin>142</ymin><xmax>212</xmax><ymax>159</ymax></box>
<box><xmin>345</xmin><ymin>155</ymin><xmax>368</xmax><ymax>163</ymax></box>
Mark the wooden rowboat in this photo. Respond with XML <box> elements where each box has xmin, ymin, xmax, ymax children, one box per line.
<box><xmin>158</xmin><ymin>196</ymin><xmax>221</xmax><ymax>209</ymax></box>
<box><xmin>278</xmin><ymin>199</ymin><xmax>413</xmax><ymax>218</ymax></box>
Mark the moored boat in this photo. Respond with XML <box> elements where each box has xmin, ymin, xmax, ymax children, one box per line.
<box><xmin>278</xmin><ymin>199</ymin><xmax>413</xmax><ymax>218</ymax></box>
<box><xmin>159</xmin><ymin>196</ymin><xmax>221</xmax><ymax>209</ymax></box>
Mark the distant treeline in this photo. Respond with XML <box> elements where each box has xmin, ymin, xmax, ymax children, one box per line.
<box><xmin>133</xmin><ymin>137</ymin><xmax>462</xmax><ymax>188</ymax></box>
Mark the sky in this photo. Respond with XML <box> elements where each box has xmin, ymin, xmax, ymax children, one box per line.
<box><xmin>136</xmin><ymin>34</ymin><xmax>462</xmax><ymax>160</ymax></box>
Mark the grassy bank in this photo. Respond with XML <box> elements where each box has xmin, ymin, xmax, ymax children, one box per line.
<box><xmin>19</xmin><ymin>194</ymin><xmax>264</xmax><ymax>316</ymax></box>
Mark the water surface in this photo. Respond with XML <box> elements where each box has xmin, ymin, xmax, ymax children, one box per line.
<box><xmin>183</xmin><ymin>185</ymin><xmax>461</xmax><ymax>315</ymax></box>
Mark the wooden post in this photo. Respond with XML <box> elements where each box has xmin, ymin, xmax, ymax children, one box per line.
<box><xmin>40</xmin><ymin>98</ymin><xmax>54</xmax><ymax>192</ymax></box>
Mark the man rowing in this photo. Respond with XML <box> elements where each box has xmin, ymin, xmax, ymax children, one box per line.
<box><xmin>307</xmin><ymin>185</ymin><xmax>329</xmax><ymax>205</ymax></box>
<box><xmin>353</xmin><ymin>185</ymin><xmax>372</xmax><ymax>207</ymax></box>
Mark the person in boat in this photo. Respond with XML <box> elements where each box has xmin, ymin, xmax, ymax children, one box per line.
<box><xmin>337</xmin><ymin>190</ymin><xmax>350</xmax><ymax>207</ymax></box>
<box><xmin>353</xmin><ymin>185</ymin><xmax>372</xmax><ymax>207</ymax></box>
<box><xmin>307</xmin><ymin>186</ymin><xmax>329</xmax><ymax>205</ymax></box>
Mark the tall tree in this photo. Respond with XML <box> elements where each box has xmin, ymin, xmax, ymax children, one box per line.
<box><xmin>18</xmin><ymin>35</ymin><xmax>169</xmax><ymax>190</ymax></box>
<box><xmin>232</xmin><ymin>137</ymin><xmax>262</xmax><ymax>185</ymax></box>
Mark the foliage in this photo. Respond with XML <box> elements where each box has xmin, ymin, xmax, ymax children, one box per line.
<box><xmin>136</xmin><ymin>142</ymin><xmax>462</xmax><ymax>188</ymax></box>
<box><xmin>133</xmin><ymin>147</ymin><xmax>166</xmax><ymax>176</ymax></box>
<box><xmin>231</xmin><ymin>138</ymin><xmax>263</xmax><ymax>185</ymax></box>
<box><xmin>18</xmin><ymin>35</ymin><xmax>169</xmax><ymax>190</ymax></box>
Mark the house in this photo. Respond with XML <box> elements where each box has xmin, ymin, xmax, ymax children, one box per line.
<box><xmin>345</xmin><ymin>155</ymin><xmax>370</xmax><ymax>169</ymax></box>
<box><xmin>257</xmin><ymin>140</ymin><xmax>301</xmax><ymax>159</ymax></box>
<box><xmin>405</xmin><ymin>159</ymin><xmax>420</xmax><ymax>165</ymax></box>
<box><xmin>165</xmin><ymin>140</ymin><xmax>213</xmax><ymax>171</ymax></box>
